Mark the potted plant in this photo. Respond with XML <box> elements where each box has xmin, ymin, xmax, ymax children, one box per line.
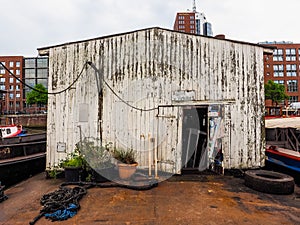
<box><xmin>80</xmin><ymin>138</ymin><xmax>115</xmax><ymax>182</ymax></box>
<box><xmin>112</xmin><ymin>148</ymin><xmax>138</xmax><ymax>180</ymax></box>
<box><xmin>60</xmin><ymin>144</ymin><xmax>86</xmax><ymax>182</ymax></box>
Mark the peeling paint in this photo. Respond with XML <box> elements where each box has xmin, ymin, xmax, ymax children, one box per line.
<box><xmin>41</xmin><ymin>28</ymin><xmax>267</xmax><ymax>172</ymax></box>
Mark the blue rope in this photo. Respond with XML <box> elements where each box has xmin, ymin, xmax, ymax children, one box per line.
<box><xmin>44</xmin><ymin>203</ymin><xmax>78</xmax><ymax>221</ymax></box>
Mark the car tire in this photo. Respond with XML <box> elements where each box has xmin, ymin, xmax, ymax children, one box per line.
<box><xmin>244</xmin><ymin>170</ymin><xmax>294</xmax><ymax>195</ymax></box>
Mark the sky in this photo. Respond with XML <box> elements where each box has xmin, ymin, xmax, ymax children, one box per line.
<box><xmin>1</xmin><ymin>0</ymin><xmax>300</xmax><ymax>56</ymax></box>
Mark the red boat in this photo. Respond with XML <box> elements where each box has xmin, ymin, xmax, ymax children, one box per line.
<box><xmin>265</xmin><ymin>117</ymin><xmax>300</xmax><ymax>173</ymax></box>
<box><xmin>0</xmin><ymin>124</ymin><xmax>24</xmax><ymax>138</ymax></box>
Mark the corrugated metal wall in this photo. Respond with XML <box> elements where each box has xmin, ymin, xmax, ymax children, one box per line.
<box><xmin>41</xmin><ymin>28</ymin><xmax>266</xmax><ymax>172</ymax></box>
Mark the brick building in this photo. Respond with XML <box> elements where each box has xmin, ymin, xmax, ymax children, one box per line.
<box><xmin>0</xmin><ymin>56</ymin><xmax>49</xmax><ymax>114</ymax></box>
<box><xmin>0</xmin><ymin>56</ymin><xmax>24</xmax><ymax>114</ymax></box>
<box><xmin>173</xmin><ymin>0</ymin><xmax>213</xmax><ymax>36</ymax></box>
<box><xmin>262</xmin><ymin>42</ymin><xmax>300</xmax><ymax>105</ymax></box>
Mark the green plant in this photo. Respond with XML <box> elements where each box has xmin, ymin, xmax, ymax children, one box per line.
<box><xmin>46</xmin><ymin>166</ymin><xmax>63</xmax><ymax>179</ymax></box>
<box><xmin>113</xmin><ymin>148</ymin><xmax>136</xmax><ymax>164</ymax></box>
<box><xmin>60</xmin><ymin>144</ymin><xmax>86</xmax><ymax>169</ymax></box>
<box><xmin>265</xmin><ymin>80</ymin><xmax>288</xmax><ymax>105</ymax></box>
<box><xmin>26</xmin><ymin>83</ymin><xmax>48</xmax><ymax>107</ymax></box>
<box><xmin>79</xmin><ymin>138</ymin><xmax>114</xmax><ymax>170</ymax></box>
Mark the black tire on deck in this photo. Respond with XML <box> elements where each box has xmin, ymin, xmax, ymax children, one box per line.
<box><xmin>244</xmin><ymin>170</ymin><xmax>295</xmax><ymax>195</ymax></box>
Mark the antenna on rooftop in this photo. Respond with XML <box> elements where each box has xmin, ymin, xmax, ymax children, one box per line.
<box><xmin>192</xmin><ymin>0</ymin><xmax>197</xmax><ymax>12</ymax></box>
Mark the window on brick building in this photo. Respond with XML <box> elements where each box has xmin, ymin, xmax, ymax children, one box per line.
<box><xmin>273</xmin><ymin>64</ymin><xmax>284</xmax><ymax>77</ymax></box>
<box><xmin>0</xmin><ymin>62</ymin><xmax>5</xmax><ymax>74</ymax></box>
<box><xmin>289</xmin><ymin>96</ymin><xmax>298</xmax><ymax>103</ymax></box>
<box><xmin>273</xmin><ymin>49</ymin><xmax>283</xmax><ymax>61</ymax></box>
<box><xmin>287</xmin><ymin>80</ymin><xmax>298</xmax><ymax>92</ymax></box>
<box><xmin>286</xmin><ymin>48</ymin><xmax>296</xmax><ymax>61</ymax></box>
<box><xmin>274</xmin><ymin>80</ymin><xmax>284</xmax><ymax>85</ymax></box>
<box><xmin>286</xmin><ymin>64</ymin><xmax>297</xmax><ymax>76</ymax></box>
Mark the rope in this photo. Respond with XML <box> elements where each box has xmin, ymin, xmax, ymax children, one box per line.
<box><xmin>29</xmin><ymin>180</ymin><xmax>158</xmax><ymax>224</ymax></box>
<box><xmin>29</xmin><ymin>185</ymin><xmax>87</xmax><ymax>225</ymax></box>
<box><xmin>0</xmin><ymin>61</ymin><xmax>87</xmax><ymax>95</ymax></box>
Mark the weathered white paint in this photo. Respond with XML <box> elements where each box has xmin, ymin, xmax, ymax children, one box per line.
<box><xmin>39</xmin><ymin>27</ymin><xmax>268</xmax><ymax>173</ymax></box>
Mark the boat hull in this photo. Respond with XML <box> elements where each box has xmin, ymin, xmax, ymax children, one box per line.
<box><xmin>265</xmin><ymin>147</ymin><xmax>300</xmax><ymax>173</ymax></box>
<box><xmin>0</xmin><ymin>153</ymin><xmax>46</xmax><ymax>187</ymax></box>
<box><xmin>0</xmin><ymin>132</ymin><xmax>47</xmax><ymax>187</ymax></box>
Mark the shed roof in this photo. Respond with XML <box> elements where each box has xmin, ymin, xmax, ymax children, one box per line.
<box><xmin>37</xmin><ymin>27</ymin><xmax>274</xmax><ymax>56</ymax></box>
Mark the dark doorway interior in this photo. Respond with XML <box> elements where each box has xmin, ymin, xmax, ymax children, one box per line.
<box><xmin>181</xmin><ymin>106</ymin><xmax>208</xmax><ymax>171</ymax></box>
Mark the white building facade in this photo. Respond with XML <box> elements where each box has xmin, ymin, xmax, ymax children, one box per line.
<box><xmin>39</xmin><ymin>27</ymin><xmax>271</xmax><ymax>174</ymax></box>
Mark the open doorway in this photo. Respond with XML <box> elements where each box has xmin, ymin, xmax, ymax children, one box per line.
<box><xmin>181</xmin><ymin>106</ymin><xmax>208</xmax><ymax>172</ymax></box>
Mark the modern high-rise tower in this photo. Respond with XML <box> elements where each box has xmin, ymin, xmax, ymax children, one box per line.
<box><xmin>173</xmin><ymin>0</ymin><xmax>213</xmax><ymax>36</ymax></box>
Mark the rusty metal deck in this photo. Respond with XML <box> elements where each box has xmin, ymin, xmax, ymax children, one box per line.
<box><xmin>0</xmin><ymin>173</ymin><xmax>300</xmax><ymax>225</ymax></box>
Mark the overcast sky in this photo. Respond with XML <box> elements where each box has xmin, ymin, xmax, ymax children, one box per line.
<box><xmin>1</xmin><ymin>0</ymin><xmax>299</xmax><ymax>56</ymax></box>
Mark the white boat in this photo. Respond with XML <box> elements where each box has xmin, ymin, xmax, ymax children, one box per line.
<box><xmin>0</xmin><ymin>124</ymin><xmax>24</xmax><ymax>138</ymax></box>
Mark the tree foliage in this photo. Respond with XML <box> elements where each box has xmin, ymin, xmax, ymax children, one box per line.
<box><xmin>26</xmin><ymin>84</ymin><xmax>48</xmax><ymax>106</ymax></box>
<box><xmin>265</xmin><ymin>80</ymin><xmax>288</xmax><ymax>105</ymax></box>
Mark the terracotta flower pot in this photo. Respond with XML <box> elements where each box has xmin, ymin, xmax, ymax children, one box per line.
<box><xmin>117</xmin><ymin>163</ymin><xmax>138</xmax><ymax>179</ymax></box>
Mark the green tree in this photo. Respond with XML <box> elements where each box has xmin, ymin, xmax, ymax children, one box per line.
<box><xmin>26</xmin><ymin>84</ymin><xmax>48</xmax><ymax>107</ymax></box>
<box><xmin>265</xmin><ymin>80</ymin><xmax>288</xmax><ymax>105</ymax></box>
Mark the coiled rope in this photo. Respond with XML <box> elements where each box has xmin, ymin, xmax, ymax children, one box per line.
<box><xmin>29</xmin><ymin>185</ymin><xmax>88</xmax><ymax>224</ymax></box>
<box><xmin>29</xmin><ymin>180</ymin><xmax>158</xmax><ymax>225</ymax></box>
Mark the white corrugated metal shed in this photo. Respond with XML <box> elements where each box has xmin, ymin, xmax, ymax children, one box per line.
<box><xmin>38</xmin><ymin>27</ymin><xmax>272</xmax><ymax>174</ymax></box>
